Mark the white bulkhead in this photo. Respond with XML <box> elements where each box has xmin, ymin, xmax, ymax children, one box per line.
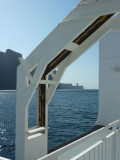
<box><xmin>97</xmin><ymin>14</ymin><xmax>120</xmax><ymax>126</ymax></box>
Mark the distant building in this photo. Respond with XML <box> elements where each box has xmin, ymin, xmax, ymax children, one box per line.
<box><xmin>48</xmin><ymin>71</ymin><xmax>84</xmax><ymax>90</ymax></box>
<box><xmin>57</xmin><ymin>83</ymin><xmax>84</xmax><ymax>90</ymax></box>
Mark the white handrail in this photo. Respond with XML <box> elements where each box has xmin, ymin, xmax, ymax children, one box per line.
<box><xmin>38</xmin><ymin>120</ymin><xmax>120</xmax><ymax>160</ymax></box>
<box><xmin>0</xmin><ymin>157</ymin><xmax>10</xmax><ymax>160</ymax></box>
<box><xmin>28</xmin><ymin>127</ymin><xmax>46</xmax><ymax>135</ymax></box>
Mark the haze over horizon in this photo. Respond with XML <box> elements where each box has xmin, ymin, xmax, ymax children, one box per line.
<box><xmin>0</xmin><ymin>0</ymin><xmax>99</xmax><ymax>89</ymax></box>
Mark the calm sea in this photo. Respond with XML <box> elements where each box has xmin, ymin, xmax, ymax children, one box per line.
<box><xmin>0</xmin><ymin>89</ymin><xmax>98</xmax><ymax>160</ymax></box>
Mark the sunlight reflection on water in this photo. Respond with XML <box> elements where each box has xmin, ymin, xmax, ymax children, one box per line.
<box><xmin>0</xmin><ymin>90</ymin><xmax>98</xmax><ymax>160</ymax></box>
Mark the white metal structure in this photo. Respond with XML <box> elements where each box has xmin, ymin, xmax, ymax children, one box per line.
<box><xmin>38</xmin><ymin>120</ymin><xmax>120</xmax><ymax>160</ymax></box>
<box><xmin>97</xmin><ymin>21</ymin><xmax>120</xmax><ymax>126</ymax></box>
<box><xmin>1</xmin><ymin>0</ymin><xmax>120</xmax><ymax>159</ymax></box>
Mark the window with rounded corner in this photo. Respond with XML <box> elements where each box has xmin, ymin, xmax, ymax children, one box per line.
<box><xmin>48</xmin><ymin>42</ymin><xmax>99</xmax><ymax>149</ymax></box>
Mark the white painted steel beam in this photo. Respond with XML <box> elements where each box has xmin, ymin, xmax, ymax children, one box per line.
<box><xmin>25</xmin><ymin>0</ymin><xmax>120</xmax><ymax>73</ymax></box>
<box><xmin>28</xmin><ymin>127</ymin><xmax>46</xmax><ymax>135</ymax></box>
<box><xmin>66</xmin><ymin>15</ymin><xmax>117</xmax><ymax>67</ymax></box>
<box><xmin>46</xmin><ymin>57</ymin><xmax>70</xmax><ymax>105</ymax></box>
<box><xmin>16</xmin><ymin>0</ymin><xmax>120</xmax><ymax>159</ymax></box>
<box><xmin>19</xmin><ymin>57</ymin><xmax>35</xmax><ymax>83</ymax></box>
<box><xmin>39</xmin><ymin>80</ymin><xmax>56</xmax><ymax>84</ymax></box>
<box><xmin>111</xmin><ymin>18</ymin><xmax>120</xmax><ymax>30</ymax></box>
<box><xmin>97</xmin><ymin>15</ymin><xmax>120</xmax><ymax>126</ymax></box>
<box><xmin>65</xmin><ymin>0</ymin><xmax>120</xmax><ymax>21</ymax></box>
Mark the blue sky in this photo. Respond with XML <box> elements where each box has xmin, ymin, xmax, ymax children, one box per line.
<box><xmin>0</xmin><ymin>0</ymin><xmax>99</xmax><ymax>89</ymax></box>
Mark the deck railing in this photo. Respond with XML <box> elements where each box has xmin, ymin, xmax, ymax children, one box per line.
<box><xmin>0</xmin><ymin>120</ymin><xmax>120</xmax><ymax>160</ymax></box>
<box><xmin>0</xmin><ymin>157</ymin><xmax>10</xmax><ymax>160</ymax></box>
<box><xmin>39</xmin><ymin>120</ymin><xmax>120</xmax><ymax>160</ymax></box>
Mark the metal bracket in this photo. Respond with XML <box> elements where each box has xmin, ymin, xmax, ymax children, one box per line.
<box><xmin>19</xmin><ymin>58</ymin><xmax>35</xmax><ymax>83</ymax></box>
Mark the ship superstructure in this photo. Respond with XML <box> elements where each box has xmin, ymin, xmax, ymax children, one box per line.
<box><xmin>1</xmin><ymin>0</ymin><xmax>120</xmax><ymax>159</ymax></box>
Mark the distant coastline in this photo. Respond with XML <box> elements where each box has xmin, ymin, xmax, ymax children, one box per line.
<box><xmin>0</xmin><ymin>89</ymin><xmax>98</xmax><ymax>91</ymax></box>
<box><xmin>57</xmin><ymin>89</ymin><xmax>98</xmax><ymax>91</ymax></box>
<box><xmin>0</xmin><ymin>49</ymin><xmax>22</xmax><ymax>90</ymax></box>
<box><xmin>0</xmin><ymin>49</ymin><xmax>95</xmax><ymax>91</ymax></box>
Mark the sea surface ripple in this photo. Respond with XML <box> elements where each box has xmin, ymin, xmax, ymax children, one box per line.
<box><xmin>0</xmin><ymin>89</ymin><xmax>98</xmax><ymax>159</ymax></box>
